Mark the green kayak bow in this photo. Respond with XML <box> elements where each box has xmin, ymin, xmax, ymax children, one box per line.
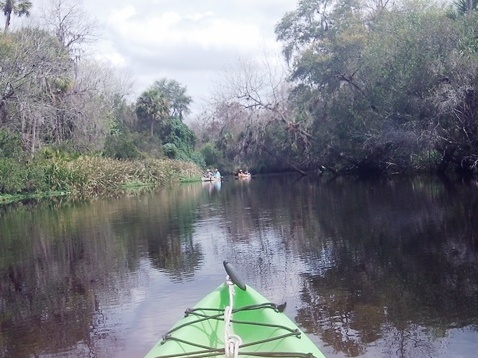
<box><xmin>144</xmin><ymin>261</ymin><xmax>326</xmax><ymax>358</ymax></box>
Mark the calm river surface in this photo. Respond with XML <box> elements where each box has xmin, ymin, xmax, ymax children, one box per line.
<box><xmin>0</xmin><ymin>174</ymin><xmax>477</xmax><ymax>358</ymax></box>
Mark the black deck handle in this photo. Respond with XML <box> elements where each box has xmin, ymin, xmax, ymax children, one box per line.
<box><xmin>223</xmin><ymin>261</ymin><xmax>247</xmax><ymax>291</ymax></box>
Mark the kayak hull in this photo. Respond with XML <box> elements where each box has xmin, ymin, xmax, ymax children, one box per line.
<box><xmin>202</xmin><ymin>177</ymin><xmax>221</xmax><ymax>182</ymax></box>
<box><xmin>144</xmin><ymin>282</ymin><xmax>326</xmax><ymax>358</ymax></box>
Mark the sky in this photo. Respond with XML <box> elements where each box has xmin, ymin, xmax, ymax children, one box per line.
<box><xmin>19</xmin><ymin>0</ymin><xmax>298</xmax><ymax>118</ymax></box>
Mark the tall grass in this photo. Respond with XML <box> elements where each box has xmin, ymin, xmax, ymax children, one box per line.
<box><xmin>64</xmin><ymin>157</ymin><xmax>203</xmax><ymax>196</ymax></box>
<box><xmin>0</xmin><ymin>156</ymin><xmax>203</xmax><ymax>200</ymax></box>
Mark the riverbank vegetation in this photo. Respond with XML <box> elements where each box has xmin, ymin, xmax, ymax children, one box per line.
<box><xmin>0</xmin><ymin>1</ymin><xmax>204</xmax><ymax>202</ymax></box>
<box><xmin>2</xmin><ymin>0</ymin><xmax>478</xmax><ymax>204</ymax></box>
<box><xmin>0</xmin><ymin>131</ymin><xmax>202</xmax><ymax>201</ymax></box>
<box><xmin>193</xmin><ymin>0</ymin><xmax>478</xmax><ymax>177</ymax></box>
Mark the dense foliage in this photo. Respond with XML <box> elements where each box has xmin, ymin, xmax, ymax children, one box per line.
<box><xmin>193</xmin><ymin>0</ymin><xmax>478</xmax><ymax>177</ymax></box>
<box><xmin>0</xmin><ymin>2</ymin><xmax>206</xmax><ymax>198</ymax></box>
<box><xmin>3</xmin><ymin>0</ymin><xmax>478</xmax><ymax>200</ymax></box>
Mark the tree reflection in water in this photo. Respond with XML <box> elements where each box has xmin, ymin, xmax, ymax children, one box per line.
<box><xmin>0</xmin><ymin>175</ymin><xmax>477</xmax><ymax>357</ymax></box>
<box><xmin>0</xmin><ymin>184</ymin><xmax>206</xmax><ymax>357</ymax></box>
<box><xmin>290</xmin><ymin>176</ymin><xmax>478</xmax><ymax>357</ymax></box>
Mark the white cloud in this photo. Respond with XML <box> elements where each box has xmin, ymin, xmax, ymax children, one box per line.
<box><xmin>19</xmin><ymin>0</ymin><xmax>298</xmax><ymax>117</ymax></box>
<box><xmin>106</xmin><ymin>7</ymin><xmax>263</xmax><ymax>58</ymax></box>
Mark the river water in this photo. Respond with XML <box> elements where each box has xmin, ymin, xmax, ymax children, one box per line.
<box><xmin>0</xmin><ymin>174</ymin><xmax>477</xmax><ymax>358</ymax></box>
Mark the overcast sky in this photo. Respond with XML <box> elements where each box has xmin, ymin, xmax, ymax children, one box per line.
<box><xmin>22</xmin><ymin>0</ymin><xmax>298</xmax><ymax>118</ymax></box>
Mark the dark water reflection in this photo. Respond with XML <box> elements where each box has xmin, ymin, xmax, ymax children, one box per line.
<box><xmin>0</xmin><ymin>175</ymin><xmax>477</xmax><ymax>357</ymax></box>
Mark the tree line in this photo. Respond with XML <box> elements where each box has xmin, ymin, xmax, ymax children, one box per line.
<box><xmin>0</xmin><ymin>1</ymin><xmax>206</xmax><ymax>197</ymax></box>
<box><xmin>0</xmin><ymin>0</ymin><xmax>199</xmax><ymax>160</ymax></box>
<box><xmin>193</xmin><ymin>0</ymin><xmax>478</xmax><ymax>177</ymax></box>
<box><xmin>2</xmin><ymin>0</ymin><xmax>478</xmax><ymax>198</ymax></box>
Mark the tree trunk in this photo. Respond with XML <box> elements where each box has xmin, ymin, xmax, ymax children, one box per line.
<box><xmin>436</xmin><ymin>146</ymin><xmax>456</xmax><ymax>174</ymax></box>
<box><xmin>4</xmin><ymin>13</ymin><xmax>10</xmax><ymax>33</ymax></box>
<box><xmin>31</xmin><ymin>115</ymin><xmax>37</xmax><ymax>155</ymax></box>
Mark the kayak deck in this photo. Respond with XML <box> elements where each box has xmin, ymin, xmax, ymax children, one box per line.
<box><xmin>144</xmin><ymin>273</ymin><xmax>326</xmax><ymax>358</ymax></box>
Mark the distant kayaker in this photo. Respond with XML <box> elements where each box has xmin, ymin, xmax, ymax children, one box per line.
<box><xmin>214</xmin><ymin>168</ymin><xmax>221</xmax><ymax>178</ymax></box>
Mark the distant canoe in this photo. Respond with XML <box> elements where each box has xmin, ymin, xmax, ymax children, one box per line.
<box><xmin>238</xmin><ymin>173</ymin><xmax>251</xmax><ymax>179</ymax></box>
<box><xmin>202</xmin><ymin>177</ymin><xmax>221</xmax><ymax>182</ymax></box>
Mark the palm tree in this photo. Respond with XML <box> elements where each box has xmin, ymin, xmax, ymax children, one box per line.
<box><xmin>0</xmin><ymin>0</ymin><xmax>32</xmax><ymax>33</ymax></box>
<box><xmin>136</xmin><ymin>88</ymin><xmax>170</xmax><ymax>137</ymax></box>
<box><xmin>153</xmin><ymin>79</ymin><xmax>192</xmax><ymax>120</ymax></box>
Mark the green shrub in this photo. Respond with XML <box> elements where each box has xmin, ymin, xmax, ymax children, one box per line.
<box><xmin>0</xmin><ymin>158</ymin><xmax>49</xmax><ymax>194</ymax></box>
<box><xmin>200</xmin><ymin>143</ymin><xmax>221</xmax><ymax>167</ymax></box>
<box><xmin>189</xmin><ymin>151</ymin><xmax>206</xmax><ymax>168</ymax></box>
<box><xmin>42</xmin><ymin>160</ymin><xmax>79</xmax><ymax>191</ymax></box>
<box><xmin>0</xmin><ymin>130</ymin><xmax>23</xmax><ymax>159</ymax></box>
<box><xmin>163</xmin><ymin>143</ymin><xmax>178</xmax><ymax>159</ymax></box>
<box><xmin>104</xmin><ymin>132</ymin><xmax>140</xmax><ymax>159</ymax></box>
<box><xmin>39</xmin><ymin>144</ymin><xmax>81</xmax><ymax>161</ymax></box>
<box><xmin>0</xmin><ymin>158</ymin><xmax>24</xmax><ymax>193</ymax></box>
